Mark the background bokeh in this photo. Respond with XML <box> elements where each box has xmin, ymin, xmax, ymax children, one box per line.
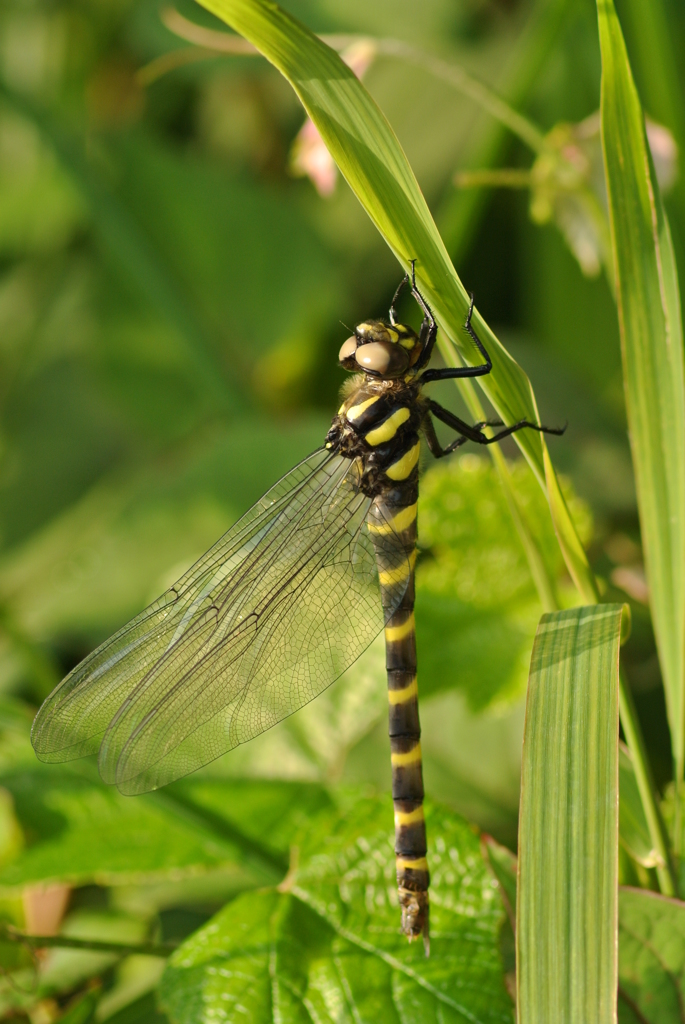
<box><xmin>0</xmin><ymin>0</ymin><xmax>683</xmax><ymax>1016</ymax></box>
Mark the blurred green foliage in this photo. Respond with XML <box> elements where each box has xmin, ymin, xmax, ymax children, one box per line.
<box><xmin>0</xmin><ymin>0</ymin><xmax>683</xmax><ymax>1017</ymax></box>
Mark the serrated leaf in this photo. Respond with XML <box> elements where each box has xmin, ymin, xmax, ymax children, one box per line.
<box><xmin>618</xmin><ymin>887</ymin><xmax>685</xmax><ymax>1024</ymax></box>
<box><xmin>597</xmin><ymin>0</ymin><xmax>685</xmax><ymax>777</ymax></box>
<box><xmin>161</xmin><ymin>797</ymin><xmax>514</xmax><ymax>1024</ymax></box>
<box><xmin>517</xmin><ymin>604</ymin><xmax>625</xmax><ymax>1024</ymax></box>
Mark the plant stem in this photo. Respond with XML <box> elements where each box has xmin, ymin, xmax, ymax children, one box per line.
<box><xmin>437</xmin><ymin>0</ymin><xmax>572</xmax><ymax>260</ymax></box>
<box><xmin>453</xmin><ymin>169</ymin><xmax>533</xmax><ymax>189</ymax></box>
<box><xmin>372</xmin><ymin>39</ymin><xmax>546</xmax><ymax>154</ymax></box>
<box><xmin>673</xmin><ymin>743</ymin><xmax>683</xmax><ymax>861</ymax></box>
<box><xmin>618</xmin><ymin>672</ymin><xmax>678</xmax><ymax>896</ymax></box>
<box><xmin>155</xmin><ymin>7</ymin><xmax>548</xmax><ymax>153</ymax></box>
<box><xmin>0</xmin><ymin>925</ymin><xmax>177</xmax><ymax>958</ymax></box>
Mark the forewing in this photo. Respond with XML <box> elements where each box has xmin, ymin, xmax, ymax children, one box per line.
<box><xmin>32</xmin><ymin>449</ymin><xmax>412</xmax><ymax>794</ymax></box>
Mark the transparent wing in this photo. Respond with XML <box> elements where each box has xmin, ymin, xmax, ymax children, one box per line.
<box><xmin>31</xmin><ymin>448</ymin><xmax>411</xmax><ymax>794</ymax></box>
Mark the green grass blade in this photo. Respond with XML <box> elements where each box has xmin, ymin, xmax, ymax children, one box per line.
<box><xmin>597</xmin><ymin>0</ymin><xmax>685</xmax><ymax>794</ymax></box>
<box><xmin>192</xmin><ymin>0</ymin><xmax>597</xmax><ymax>604</ymax></box>
<box><xmin>517</xmin><ymin>604</ymin><xmax>626</xmax><ymax>1024</ymax></box>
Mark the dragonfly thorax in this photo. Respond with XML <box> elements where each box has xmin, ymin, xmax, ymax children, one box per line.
<box><xmin>325</xmin><ymin>376</ymin><xmax>423</xmax><ymax>500</ymax></box>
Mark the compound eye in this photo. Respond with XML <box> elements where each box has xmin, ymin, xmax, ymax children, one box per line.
<box><xmin>338</xmin><ymin>336</ymin><xmax>358</xmax><ymax>369</ymax></box>
<box><xmin>355</xmin><ymin>340</ymin><xmax>409</xmax><ymax>377</ymax></box>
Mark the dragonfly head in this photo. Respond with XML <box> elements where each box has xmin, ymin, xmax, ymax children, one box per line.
<box><xmin>338</xmin><ymin>320</ymin><xmax>422</xmax><ymax>379</ymax></box>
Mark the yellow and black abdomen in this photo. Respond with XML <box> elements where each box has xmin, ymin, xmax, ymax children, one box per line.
<box><xmin>336</xmin><ymin>383</ymin><xmax>429</xmax><ymax>946</ymax></box>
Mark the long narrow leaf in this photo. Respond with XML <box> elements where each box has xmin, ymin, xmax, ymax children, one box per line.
<box><xmin>597</xmin><ymin>0</ymin><xmax>685</xmax><ymax>791</ymax></box>
<box><xmin>517</xmin><ymin>604</ymin><xmax>626</xmax><ymax>1024</ymax></box>
<box><xmin>191</xmin><ymin>0</ymin><xmax>597</xmax><ymax>603</ymax></box>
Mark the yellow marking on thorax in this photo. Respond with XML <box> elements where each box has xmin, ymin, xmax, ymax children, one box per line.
<box><xmin>388</xmin><ymin>677</ymin><xmax>418</xmax><ymax>704</ymax></box>
<box><xmin>367</xmin><ymin>502</ymin><xmax>417</xmax><ymax>535</ymax></box>
<box><xmin>396</xmin><ymin>856</ymin><xmax>428</xmax><ymax>871</ymax></box>
<box><xmin>378</xmin><ymin>549</ymin><xmax>417</xmax><ymax>587</ymax></box>
<box><xmin>365</xmin><ymin>406</ymin><xmax>410</xmax><ymax>445</ymax></box>
<box><xmin>385</xmin><ymin>613</ymin><xmax>415</xmax><ymax>643</ymax></box>
<box><xmin>391</xmin><ymin>741</ymin><xmax>421</xmax><ymax>767</ymax></box>
<box><xmin>394</xmin><ymin>806</ymin><xmax>424</xmax><ymax>826</ymax></box>
<box><xmin>386</xmin><ymin>441</ymin><xmax>420</xmax><ymax>481</ymax></box>
<box><xmin>346</xmin><ymin>395</ymin><xmax>379</xmax><ymax>422</ymax></box>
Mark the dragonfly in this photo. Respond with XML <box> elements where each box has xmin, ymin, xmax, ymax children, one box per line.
<box><xmin>31</xmin><ymin>263</ymin><xmax>563</xmax><ymax>950</ymax></box>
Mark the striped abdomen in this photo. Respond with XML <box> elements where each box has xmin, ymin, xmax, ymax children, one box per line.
<box><xmin>368</xmin><ymin>491</ymin><xmax>427</xmax><ymax>946</ymax></box>
<box><xmin>369</xmin><ymin>495</ymin><xmax>428</xmax><ymax>948</ymax></box>
<box><xmin>340</xmin><ymin>381</ymin><xmax>429</xmax><ymax>948</ymax></box>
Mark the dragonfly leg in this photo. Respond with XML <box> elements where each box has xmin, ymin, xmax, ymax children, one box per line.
<box><xmin>419</xmin><ymin>294</ymin><xmax>492</xmax><ymax>381</ymax></box>
<box><xmin>389</xmin><ymin>261</ymin><xmax>438</xmax><ymax>371</ymax></box>
<box><xmin>426</xmin><ymin>399</ymin><xmax>565</xmax><ymax>453</ymax></box>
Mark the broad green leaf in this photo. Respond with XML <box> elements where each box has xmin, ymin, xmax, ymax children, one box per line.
<box><xmin>191</xmin><ymin>0</ymin><xmax>597</xmax><ymax>604</ymax></box>
<box><xmin>161</xmin><ymin>797</ymin><xmax>514</xmax><ymax>1024</ymax></box>
<box><xmin>619</xmin><ymin>744</ymin><xmax>663</xmax><ymax>869</ymax></box>
<box><xmin>618</xmin><ymin>887</ymin><xmax>685</xmax><ymax>1023</ymax></box>
<box><xmin>0</xmin><ymin>767</ymin><xmax>278</xmax><ymax>890</ymax></box>
<box><xmin>168</xmin><ymin>778</ymin><xmax>334</xmax><ymax>861</ymax></box>
<box><xmin>597</xmin><ymin>0</ymin><xmax>685</xmax><ymax>780</ymax></box>
<box><xmin>517</xmin><ymin>604</ymin><xmax>625</xmax><ymax>1024</ymax></box>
